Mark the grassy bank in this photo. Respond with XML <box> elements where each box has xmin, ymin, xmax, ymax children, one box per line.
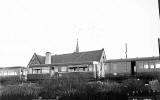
<box><xmin>0</xmin><ymin>75</ymin><xmax>157</xmax><ymax>100</ymax></box>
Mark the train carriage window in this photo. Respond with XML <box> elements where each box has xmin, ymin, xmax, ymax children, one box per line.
<box><xmin>14</xmin><ymin>72</ymin><xmax>17</xmax><ymax>75</ymax></box>
<box><xmin>8</xmin><ymin>71</ymin><xmax>15</xmax><ymax>75</ymax></box>
<box><xmin>113</xmin><ymin>73</ymin><xmax>117</xmax><ymax>75</ymax></box>
<box><xmin>144</xmin><ymin>64</ymin><xmax>149</xmax><ymax>69</ymax></box>
<box><xmin>150</xmin><ymin>64</ymin><xmax>154</xmax><ymax>69</ymax></box>
<box><xmin>3</xmin><ymin>71</ymin><xmax>7</xmax><ymax>76</ymax></box>
<box><xmin>23</xmin><ymin>70</ymin><xmax>27</xmax><ymax>75</ymax></box>
<box><xmin>156</xmin><ymin>62</ymin><xmax>160</xmax><ymax>68</ymax></box>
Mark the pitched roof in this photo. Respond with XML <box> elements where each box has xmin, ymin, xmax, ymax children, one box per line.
<box><xmin>36</xmin><ymin>54</ymin><xmax>45</xmax><ymax>64</ymax></box>
<box><xmin>34</xmin><ymin>49</ymin><xmax>104</xmax><ymax>65</ymax></box>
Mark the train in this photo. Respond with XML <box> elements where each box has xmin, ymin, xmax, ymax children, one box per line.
<box><xmin>104</xmin><ymin>56</ymin><xmax>160</xmax><ymax>80</ymax></box>
<box><xmin>0</xmin><ymin>66</ymin><xmax>27</xmax><ymax>83</ymax></box>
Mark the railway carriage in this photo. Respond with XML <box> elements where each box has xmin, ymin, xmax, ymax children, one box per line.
<box><xmin>0</xmin><ymin>66</ymin><xmax>27</xmax><ymax>82</ymax></box>
<box><xmin>104</xmin><ymin>57</ymin><xmax>160</xmax><ymax>79</ymax></box>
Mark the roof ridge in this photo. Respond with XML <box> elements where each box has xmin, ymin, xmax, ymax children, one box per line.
<box><xmin>32</xmin><ymin>49</ymin><xmax>103</xmax><ymax>57</ymax></box>
<box><xmin>51</xmin><ymin>49</ymin><xmax>103</xmax><ymax>56</ymax></box>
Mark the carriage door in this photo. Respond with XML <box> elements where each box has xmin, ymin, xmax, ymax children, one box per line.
<box><xmin>131</xmin><ymin>61</ymin><xmax>136</xmax><ymax>75</ymax></box>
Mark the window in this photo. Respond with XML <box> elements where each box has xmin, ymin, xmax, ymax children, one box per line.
<box><xmin>32</xmin><ymin>69</ymin><xmax>41</xmax><ymax>74</ymax></box>
<box><xmin>3</xmin><ymin>71</ymin><xmax>7</xmax><ymax>76</ymax></box>
<box><xmin>8</xmin><ymin>71</ymin><xmax>15</xmax><ymax>75</ymax></box>
<box><xmin>54</xmin><ymin>67</ymin><xmax>58</xmax><ymax>72</ymax></box>
<box><xmin>22</xmin><ymin>70</ymin><xmax>26</xmax><ymax>75</ymax></box>
<box><xmin>113</xmin><ymin>73</ymin><xmax>117</xmax><ymax>75</ymax></box>
<box><xmin>68</xmin><ymin>68</ymin><xmax>74</xmax><ymax>72</ymax></box>
<box><xmin>89</xmin><ymin>65</ymin><xmax>93</xmax><ymax>71</ymax></box>
<box><xmin>74</xmin><ymin>67</ymin><xmax>79</xmax><ymax>72</ymax></box>
<box><xmin>0</xmin><ymin>71</ymin><xmax>3</xmax><ymax>76</ymax></box>
<box><xmin>156</xmin><ymin>62</ymin><xmax>160</xmax><ymax>68</ymax></box>
<box><xmin>61</xmin><ymin>67</ymin><xmax>67</xmax><ymax>72</ymax></box>
<box><xmin>28</xmin><ymin>68</ymin><xmax>34</xmax><ymax>74</ymax></box>
<box><xmin>42</xmin><ymin>67</ymin><xmax>50</xmax><ymax>73</ymax></box>
<box><xmin>150</xmin><ymin>64</ymin><xmax>154</xmax><ymax>69</ymax></box>
<box><xmin>144</xmin><ymin>64</ymin><xmax>149</xmax><ymax>69</ymax></box>
<box><xmin>79</xmin><ymin>67</ymin><xmax>88</xmax><ymax>72</ymax></box>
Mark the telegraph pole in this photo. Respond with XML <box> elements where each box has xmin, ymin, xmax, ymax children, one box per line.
<box><xmin>125</xmin><ymin>43</ymin><xmax>128</xmax><ymax>73</ymax></box>
<box><xmin>158</xmin><ymin>0</ymin><xmax>160</xmax><ymax>17</ymax></box>
<box><xmin>158</xmin><ymin>0</ymin><xmax>160</xmax><ymax>59</ymax></box>
<box><xmin>125</xmin><ymin>43</ymin><xmax>128</xmax><ymax>59</ymax></box>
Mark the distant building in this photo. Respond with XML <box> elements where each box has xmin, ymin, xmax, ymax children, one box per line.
<box><xmin>0</xmin><ymin>66</ymin><xmax>27</xmax><ymax>81</ymax></box>
<box><xmin>27</xmin><ymin>40</ymin><xmax>106</xmax><ymax>81</ymax></box>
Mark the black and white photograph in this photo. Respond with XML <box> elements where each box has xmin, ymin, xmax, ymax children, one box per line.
<box><xmin>0</xmin><ymin>0</ymin><xmax>160</xmax><ymax>100</ymax></box>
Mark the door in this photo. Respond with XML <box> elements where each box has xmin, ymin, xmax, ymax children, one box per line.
<box><xmin>131</xmin><ymin>61</ymin><xmax>136</xmax><ymax>75</ymax></box>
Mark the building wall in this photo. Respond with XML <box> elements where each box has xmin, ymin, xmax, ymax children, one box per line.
<box><xmin>52</xmin><ymin>64</ymin><xmax>94</xmax><ymax>73</ymax></box>
<box><xmin>28</xmin><ymin>67</ymin><xmax>50</xmax><ymax>74</ymax></box>
<box><xmin>27</xmin><ymin>64</ymin><xmax>96</xmax><ymax>81</ymax></box>
<box><xmin>27</xmin><ymin>66</ymin><xmax>51</xmax><ymax>81</ymax></box>
<box><xmin>57</xmin><ymin>72</ymin><xmax>94</xmax><ymax>79</ymax></box>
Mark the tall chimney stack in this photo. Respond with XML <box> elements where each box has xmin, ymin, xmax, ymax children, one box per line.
<box><xmin>45</xmin><ymin>52</ymin><xmax>51</xmax><ymax>64</ymax></box>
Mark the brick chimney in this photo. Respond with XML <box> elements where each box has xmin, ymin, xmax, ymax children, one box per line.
<box><xmin>45</xmin><ymin>52</ymin><xmax>51</xmax><ymax>64</ymax></box>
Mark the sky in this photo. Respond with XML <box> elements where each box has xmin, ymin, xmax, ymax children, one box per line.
<box><xmin>0</xmin><ymin>0</ymin><xmax>159</xmax><ymax>67</ymax></box>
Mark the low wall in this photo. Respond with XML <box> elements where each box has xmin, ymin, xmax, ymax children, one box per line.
<box><xmin>27</xmin><ymin>74</ymin><xmax>50</xmax><ymax>82</ymax></box>
<box><xmin>57</xmin><ymin>72</ymin><xmax>94</xmax><ymax>79</ymax></box>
